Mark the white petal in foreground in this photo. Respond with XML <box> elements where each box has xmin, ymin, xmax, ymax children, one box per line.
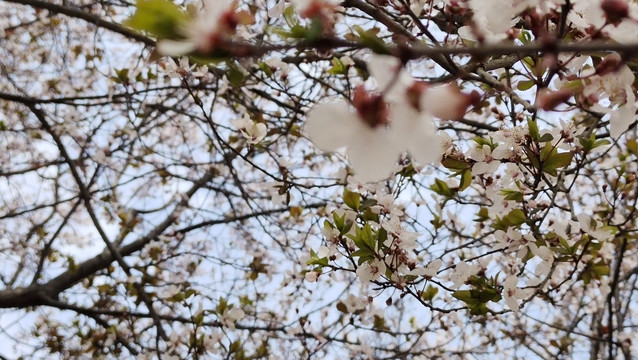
<box><xmin>609</xmin><ymin>86</ymin><xmax>636</xmax><ymax>139</ymax></box>
<box><xmin>390</xmin><ymin>107</ymin><xmax>442</xmax><ymax>165</ymax></box>
<box><xmin>157</xmin><ymin>39</ymin><xmax>197</xmax><ymax>57</ymax></box>
<box><xmin>304</xmin><ymin>102</ymin><xmax>359</xmax><ymax>152</ymax></box>
<box><xmin>347</xmin><ymin>129</ymin><xmax>402</xmax><ymax>182</ymax></box>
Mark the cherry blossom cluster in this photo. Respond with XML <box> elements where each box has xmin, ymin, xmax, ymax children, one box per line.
<box><xmin>305</xmin><ymin>55</ymin><xmax>477</xmax><ymax>182</ymax></box>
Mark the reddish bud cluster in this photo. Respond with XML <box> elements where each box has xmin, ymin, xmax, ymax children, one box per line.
<box><xmin>353</xmin><ymin>86</ymin><xmax>389</xmax><ymax>128</ymax></box>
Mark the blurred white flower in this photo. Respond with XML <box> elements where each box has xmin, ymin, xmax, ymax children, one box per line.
<box><xmin>305</xmin><ymin>56</ymin><xmax>441</xmax><ymax>182</ymax></box>
<box><xmin>410</xmin><ymin>258</ymin><xmax>442</xmax><ymax>278</ymax></box>
<box><xmin>231</xmin><ymin>114</ymin><xmax>267</xmax><ymax>144</ymax></box>
<box><xmin>467</xmin><ymin>144</ymin><xmax>500</xmax><ymax>175</ymax></box>
<box><xmin>503</xmin><ymin>275</ymin><xmax>534</xmax><ymax>311</ymax></box>
<box><xmin>161</xmin><ymin>57</ymin><xmax>192</xmax><ymax>78</ymax></box>
<box><xmin>528</xmin><ymin>243</ymin><xmax>554</xmax><ymax>277</ymax></box>
<box><xmin>382</xmin><ymin>216</ymin><xmax>419</xmax><ymax>251</ymax></box>
<box><xmin>449</xmin><ymin>261</ymin><xmax>478</xmax><ymax>288</ymax></box>
<box><xmin>157</xmin><ymin>0</ymin><xmax>252</xmax><ymax>56</ymax></box>
<box><xmin>220</xmin><ymin>306</ymin><xmax>245</xmax><ymax>330</ymax></box>
<box><xmin>583</xmin><ymin>55</ymin><xmax>637</xmax><ymax>138</ymax></box>
<box><xmin>356</xmin><ymin>257</ymin><xmax>386</xmax><ymax>282</ymax></box>
<box><xmin>304</xmin><ymin>271</ymin><xmax>319</xmax><ymax>282</ymax></box>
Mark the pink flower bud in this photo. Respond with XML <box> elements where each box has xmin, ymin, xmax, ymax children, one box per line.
<box><xmin>601</xmin><ymin>0</ymin><xmax>630</xmax><ymax>24</ymax></box>
<box><xmin>595</xmin><ymin>53</ymin><xmax>624</xmax><ymax>76</ymax></box>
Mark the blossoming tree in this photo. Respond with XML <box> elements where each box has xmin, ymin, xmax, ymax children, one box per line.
<box><xmin>1</xmin><ymin>0</ymin><xmax>638</xmax><ymax>358</ymax></box>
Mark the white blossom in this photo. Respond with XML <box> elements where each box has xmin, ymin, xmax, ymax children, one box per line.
<box><xmin>503</xmin><ymin>275</ymin><xmax>534</xmax><ymax>311</ymax></box>
<box><xmin>305</xmin><ymin>56</ymin><xmax>441</xmax><ymax>182</ymax></box>
<box><xmin>157</xmin><ymin>0</ymin><xmax>250</xmax><ymax>56</ymax></box>
<box><xmin>356</xmin><ymin>258</ymin><xmax>386</xmax><ymax>282</ymax></box>
<box><xmin>231</xmin><ymin>114</ymin><xmax>267</xmax><ymax>144</ymax></box>
<box><xmin>410</xmin><ymin>258</ymin><xmax>442</xmax><ymax>278</ymax></box>
<box><xmin>449</xmin><ymin>261</ymin><xmax>478</xmax><ymax>288</ymax></box>
<box><xmin>219</xmin><ymin>307</ymin><xmax>245</xmax><ymax>330</ymax></box>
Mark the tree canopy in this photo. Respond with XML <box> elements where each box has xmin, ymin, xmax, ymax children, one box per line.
<box><xmin>1</xmin><ymin>0</ymin><xmax>637</xmax><ymax>359</ymax></box>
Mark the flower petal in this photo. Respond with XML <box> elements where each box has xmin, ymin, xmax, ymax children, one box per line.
<box><xmin>391</xmin><ymin>108</ymin><xmax>441</xmax><ymax>165</ymax></box>
<box><xmin>505</xmin><ymin>294</ymin><xmax>520</xmax><ymax>311</ymax></box>
<box><xmin>305</xmin><ymin>102</ymin><xmax>359</xmax><ymax>152</ymax></box>
<box><xmin>347</xmin><ymin>130</ymin><xmax>401</xmax><ymax>182</ymax></box>
<box><xmin>609</xmin><ymin>87</ymin><xmax>636</xmax><ymax>138</ymax></box>
<box><xmin>367</xmin><ymin>55</ymin><xmax>411</xmax><ymax>99</ymax></box>
<box><xmin>157</xmin><ymin>39</ymin><xmax>197</xmax><ymax>57</ymax></box>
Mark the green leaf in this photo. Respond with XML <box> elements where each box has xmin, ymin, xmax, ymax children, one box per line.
<box><xmin>459</xmin><ymin>169</ymin><xmax>472</xmax><ymax>191</ymax></box>
<box><xmin>628</xmin><ymin>138</ymin><xmax>638</xmax><ymax>156</ymax></box>
<box><xmin>361</xmin><ymin>207</ymin><xmax>379</xmax><ymax>223</ymax></box>
<box><xmin>578</xmin><ymin>133</ymin><xmax>595</xmax><ymax>153</ymax></box>
<box><xmin>470</xmin><ymin>288</ymin><xmax>501</xmax><ymax>303</ymax></box>
<box><xmin>282</xmin><ymin>5</ymin><xmax>298</xmax><ymax>27</ymax></box>
<box><xmin>124</xmin><ymin>0</ymin><xmax>187</xmax><ymax>39</ymax></box>
<box><xmin>323</xmin><ymin>219</ymin><xmax>333</xmax><ymax>230</ymax></box>
<box><xmin>328</xmin><ymin>57</ymin><xmax>347</xmax><ymax>75</ymax></box>
<box><xmin>113</xmin><ymin>68</ymin><xmax>129</xmax><ymax>84</ymax></box>
<box><xmin>517</xmin><ymin>80</ymin><xmax>535</xmax><ymax>91</ymax></box>
<box><xmin>332</xmin><ymin>212</ymin><xmax>345</xmax><ymax>230</ymax></box>
<box><xmin>525</xmin><ymin>146</ymin><xmax>540</xmax><ymax>169</ymax></box>
<box><xmin>543</xmin><ymin>150</ymin><xmax>573</xmax><ymax>176</ymax></box>
<box><xmin>227</xmin><ymin>62</ymin><xmax>246</xmax><ymax>87</ymax></box>
<box><xmin>558</xmin><ymin>237</ymin><xmax>574</xmax><ymax>255</ymax></box>
<box><xmin>342</xmin><ymin>220</ymin><xmax>354</xmax><ymax>235</ymax></box>
<box><xmin>360</xmin><ymin>198</ymin><xmax>377</xmax><ymax>210</ymax></box>
<box><xmin>305</xmin><ymin>19</ymin><xmax>324</xmax><ymax>41</ymax></box>
<box><xmin>592</xmin><ymin>264</ymin><xmax>610</xmax><ymax>277</ymax></box>
<box><xmin>359</xmin><ymin>223</ymin><xmax>376</xmax><ymax>251</ymax></box>
<box><xmin>307</xmin><ymin>249</ymin><xmax>328</xmax><ymax>267</ymax></box>
<box><xmin>452</xmin><ymin>290</ymin><xmax>476</xmax><ymax>304</ymax></box>
<box><xmin>474</xmin><ymin>207</ymin><xmax>489</xmax><ymax>222</ymax></box>
<box><xmin>501</xmin><ymin>189</ymin><xmax>523</xmax><ymax>202</ymax></box>
<box><xmin>539</xmin><ymin>144</ymin><xmax>554</xmax><ymax>162</ymax></box>
<box><xmin>353</xmin><ymin>25</ymin><xmax>390</xmax><ymax>54</ymax></box>
<box><xmin>527</xmin><ymin>118</ymin><xmax>540</xmax><ymax>142</ymax></box>
<box><xmin>593</xmin><ymin>139</ymin><xmax>610</xmax><ymax>149</ymax></box>
<box><xmin>229</xmin><ymin>340</ymin><xmax>242</xmax><ymax>353</ymax></box>
<box><xmin>377</xmin><ymin>227</ymin><xmax>387</xmax><ymax>251</ymax></box>
<box><xmin>216</xmin><ymin>297</ymin><xmax>228</xmax><ymax>315</ymax></box>
<box><xmin>503</xmin><ymin>209</ymin><xmax>526</xmax><ymax>226</ymax></box>
<box><xmin>441</xmin><ymin>157</ymin><xmax>469</xmax><ymax>170</ymax></box>
<box><xmin>468</xmin><ymin>302</ymin><xmax>489</xmax><ymax>315</ymax></box>
<box><xmin>431</xmin><ymin>178</ymin><xmax>455</xmax><ymax>198</ymax></box>
<box><xmin>373</xmin><ymin>315</ymin><xmax>389</xmax><ymax>331</ymax></box>
<box><xmin>258</xmin><ymin>62</ymin><xmax>273</xmax><ymax>77</ymax></box>
<box><xmin>494</xmin><ymin>209</ymin><xmax>527</xmax><ymax>230</ymax></box>
<box><xmin>473</xmin><ymin>136</ymin><xmax>494</xmax><ymax>149</ymax></box>
<box><xmin>430</xmin><ymin>214</ymin><xmax>444</xmax><ymax>229</ymax></box>
<box><xmin>517</xmin><ymin>30</ymin><xmax>532</xmax><ymax>44</ymax></box>
<box><xmin>421</xmin><ymin>285</ymin><xmax>438</xmax><ymax>302</ymax></box>
<box><xmin>351</xmin><ymin>249</ymin><xmax>375</xmax><ymax>263</ymax></box>
<box><xmin>522</xmin><ymin>56</ymin><xmax>535</xmax><ymax>70</ymax></box>
<box><xmin>343</xmin><ymin>189</ymin><xmax>361</xmax><ymax>210</ymax></box>
<box><xmin>538</xmin><ymin>133</ymin><xmax>554</xmax><ymax>143</ymax></box>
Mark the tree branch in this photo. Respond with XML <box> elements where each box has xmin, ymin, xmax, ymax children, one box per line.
<box><xmin>4</xmin><ymin>0</ymin><xmax>154</xmax><ymax>46</ymax></box>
